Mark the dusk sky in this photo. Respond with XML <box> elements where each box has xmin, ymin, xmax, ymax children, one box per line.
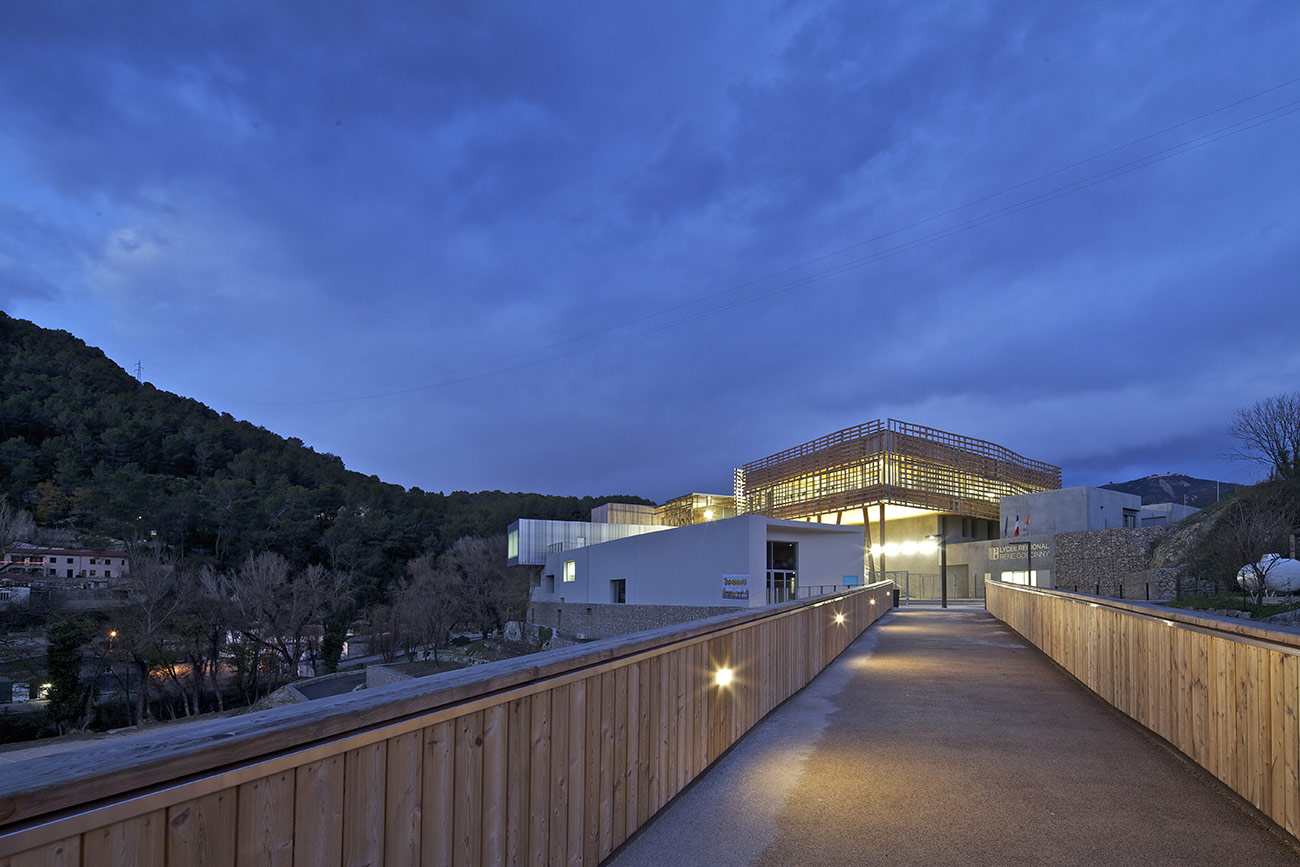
<box><xmin>3</xmin><ymin>2</ymin><xmax>1297</xmax><ymax>502</ymax></box>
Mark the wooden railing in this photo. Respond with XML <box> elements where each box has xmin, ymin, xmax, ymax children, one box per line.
<box><xmin>987</xmin><ymin>580</ymin><xmax>1300</xmax><ymax>839</ymax></box>
<box><xmin>0</xmin><ymin>581</ymin><xmax>893</xmax><ymax>866</ymax></box>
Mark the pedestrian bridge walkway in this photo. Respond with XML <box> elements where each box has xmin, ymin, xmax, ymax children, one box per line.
<box><xmin>609</xmin><ymin>605</ymin><xmax>1300</xmax><ymax>867</ymax></box>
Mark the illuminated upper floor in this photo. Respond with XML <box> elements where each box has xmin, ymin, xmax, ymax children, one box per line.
<box><xmin>735</xmin><ymin>419</ymin><xmax>1061</xmax><ymax>523</ymax></box>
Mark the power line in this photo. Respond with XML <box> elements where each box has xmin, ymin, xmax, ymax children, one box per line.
<box><xmin>222</xmin><ymin>78</ymin><xmax>1300</xmax><ymax>406</ymax></box>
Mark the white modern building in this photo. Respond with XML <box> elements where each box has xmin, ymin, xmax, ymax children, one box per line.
<box><xmin>531</xmin><ymin>514</ymin><xmax>865</xmax><ymax>610</ymax></box>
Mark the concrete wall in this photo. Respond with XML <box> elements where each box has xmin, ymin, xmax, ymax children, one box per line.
<box><xmin>533</xmin><ymin>514</ymin><xmax>864</xmax><ymax>609</ymax></box>
<box><xmin>949</xmin><ymin>535</ymin><xmax>1055</xmax><ymax>588</ymax></box>
<box><xmin>1001</xmin><ymin>486</ymin><xmax>1142</xmax><ymax>535</ymax></box>
<box><xmin>527</xmin><ymin>601</ymin><xmax>738</xmax><ymax>641</ymax></box>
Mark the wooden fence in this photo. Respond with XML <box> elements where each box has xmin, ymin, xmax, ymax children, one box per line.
<box><xmin>987</xmin><ymin>580</ymin><xmax>1300</xmax><ymax>839</ymax></box>
<box><xmin>0</xmin><ymin>581</ymin><xmax>892</xmax><ymax>866</ymax></box>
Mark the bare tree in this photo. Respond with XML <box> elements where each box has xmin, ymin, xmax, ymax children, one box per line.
<box><xmin>1227</xmin><ymin>391</ymin><xmax>1300</xmax><ymax>481</ymax></box>
<box><xmin>1220</xmin><ymin>495</ymin><xmax>1292</xmax><ymax>611</ymax></box>
<box><xmin>0</xmin><ymin>496</ymin><xmax>35</xmax><ymax>552</ymax></box>
<box><xmin>211</xmin><ymin>553</ymin><xmax>351</xmax><ymax>681</ymax></box>
<box><xmin>117</xmin><ymin>544</ymin><xmax>186</xmax><ymax>724</ymax></box>
<box><xmin>442</xmin><ymin>535</ymin><xmax>526</xmax><ymax>639</ymax></box>
<box><xmin>400</xmin><ymin>553</ymin><xmax>466</xmax><ymax>663</ymax></box>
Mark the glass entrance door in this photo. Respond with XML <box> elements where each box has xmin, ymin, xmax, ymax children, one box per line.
<box><xmin>766</xmin><ymin>540</ymin><xmax>797</xmax><ymax>603</ymax></box>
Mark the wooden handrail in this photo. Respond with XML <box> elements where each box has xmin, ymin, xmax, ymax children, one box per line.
<box><xmin>0</xmin><ymin>581</ymin><xmax>894</xmax><ymax>863</ymax></box>
<box><xmin>987</xmin><ymin>580</ymin><xmax>1300</xmax><ymax>842</ymax></box>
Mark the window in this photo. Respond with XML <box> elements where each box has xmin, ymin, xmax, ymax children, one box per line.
<box><xmin>563</xmin><ymin>560</ymin><xmax>576</xmax><ymax>583</ymax></box>
<box><xmin>611</xmin><ymin>579</ymin><xmax>626</xmax><ymax>604</ymax></box>
<box><xmin>67</xmin><ymin>569</ymin><xmax>73</xmax><ymax>578</ymax></box>
<box><xmin>105</xmin><ymin>570</ymin><xmax>112</xmax><ymax>578</ymax></box>
<box><xmin>507</xmin><ymin>529</ymin><xmax>519</xmax><ymax>559</ymax></box>
<box><xmin>90</xmin><ymin>570</ymin><xmax>96</xmax><ymax>577</ymax></box>
<box><xmin>89</xmin><ymin>558</ymin><xmax>96</xmax><ymax>565</ymax></box>
<box><xmin>1122</xmin><ymin>509</ymin><xmax>1138</xmax><ymax>529</ymax></box>
<box><xmin>67</xmin><ymin>558</ymin><xmax>73</xmax><ymax>564</ymax></box>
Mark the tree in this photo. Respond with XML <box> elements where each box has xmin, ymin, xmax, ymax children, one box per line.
<box><xmin>116</xmin><ymin>544</ymin><xmax>186</xmax><ymax>723</ymax></box>
<box><xmin>1219</xmin><ymin>493</ymin><xmax>1293</xmax><ymax>611</ymax></box>
<box><xmin>441</xmin><ymin>535</ymin><xmax>526</xmax><ymax>639</ymax></box>
<box><xmin>46</xmin><ymin>619</ymin><xmax>91</xmax><ymax>733</ymax></box>
<box><xmin>1227</xmin><ymin>391</ymin><xmax>1300</xmax><ymax>481</ymax></box>
<box><xmin>0</xmin><ymin>495</ymin><xmax>35</xmax><ymax>551</ymax></box>
<box><xmin>399</xmin><ymin>553</ymin><xmax>466</xmax><ymax>663</ymax></box>
<box><xmin>209</xmin><ymin>552</ymin><xmax>351</xmax><ymax>681</ymax></box>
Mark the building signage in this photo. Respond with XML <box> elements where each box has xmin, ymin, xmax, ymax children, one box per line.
<box><xmin>989</xmin><ymin>542</ymin><xmax>1051</xmax><ymax>560</ymax></box>
<box><xmin>722</xmin><ymin>573</ymin><xmax>750</xmax><ymax>600</ymax></box>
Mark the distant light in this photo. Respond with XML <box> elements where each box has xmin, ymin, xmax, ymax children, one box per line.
<box><xmin>704</xmin><ymin>509</ymin><xmax>715</xmax><ymax>520</ymax></box>
<box><xmin>715</xmin><ymin>668</ymin><xmax>733</xmax><ymax>687</ymax></box>
<box><xmin>869</xmin><ymin>599</ymin><xmax>876</xmax><ymax>605</ymax></box>
<box><xmin>835</xmin><ymin>613</ymin><xmax>845</xmax><ymax>624</ymax></box>
<box><xmin>109</xmin><ymin>630</ymin><xmax>117</xmax><ymax>638</ymax></box>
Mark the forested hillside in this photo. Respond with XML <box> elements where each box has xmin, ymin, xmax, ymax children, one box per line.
<box><xmin>0</xmin><ymin>312</ymin><xmax>651</xmax><ymax>599</ymax></box>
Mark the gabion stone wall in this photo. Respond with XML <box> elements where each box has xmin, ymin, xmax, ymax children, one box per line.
<box><xmin>528</xmin><ymin>601</ymin><xmax>739</xmax><ymax>641</ymax></box>
<box><xmin>1053</xmin><ymin>527</ymin><xmax>1169</xmax><ymax>597</ymax></box>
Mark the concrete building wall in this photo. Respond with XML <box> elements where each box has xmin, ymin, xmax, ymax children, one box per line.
<box><xmin>533</xmin><ymin>515</ymin><xmax>863</xmax><ymax>609</ymax></box>
<box><xmin>1140</xmin><ymin>502</ymin><xmax>1199</xmax><ymax>527</ymax></box>
<box><xmin>1000</xmin><ymin>487</ymin><xmax>1142</xmax><ymax>536</ymax></box>
<box><xmin>948</xmin><ymin>535</ymin><xmax>1054</xmax><ymax>589</ymax></box>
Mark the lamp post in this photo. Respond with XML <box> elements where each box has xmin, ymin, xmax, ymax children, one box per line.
<box><xmin>1026</xmin><ymin>538</ymin><xmax>1032</xmax><ymax>588</ymax></box>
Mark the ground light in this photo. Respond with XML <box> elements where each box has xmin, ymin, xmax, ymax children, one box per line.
<box><xmin>715</xmin><ymin>668</ymin><xmax>733</xmax><ymax>686</ymax></box>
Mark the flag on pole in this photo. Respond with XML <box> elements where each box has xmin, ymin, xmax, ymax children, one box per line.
<box><xmin>1003</xmin><ymin>515</ymin><xmax>1008</xmax><ymax>537</ymax></box>
<box><xmin>1025</xmin><ymin>512</ymin><xmax>1030</xmax><ymax>534</ymax></box>
<box><xmin>1014</xmin><ymin>515</ymin><xmax>1020</xmax><ymax>537</ymax></box>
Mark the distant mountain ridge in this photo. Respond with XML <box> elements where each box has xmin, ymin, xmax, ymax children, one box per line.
<box><xmin>1100</xmin><ymin>473</ymin><xmax>1238</xmax><ymax>508</ymax></box>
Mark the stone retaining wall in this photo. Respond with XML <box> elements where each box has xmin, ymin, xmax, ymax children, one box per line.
<box><xmin>1053</xmin><ymin>527</ymin><xmax>1171</xmax><ymax>597</ymax></box>
<box><xmin>528</xmin><ymin>601</ymin><xmax>738</xmax><ymax>641</ymax></box>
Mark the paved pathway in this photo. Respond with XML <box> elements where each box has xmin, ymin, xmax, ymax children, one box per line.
<box><xmin>608</xmin><ymin>605</ymin><xmax>1300</xmax><ymax>866</ymax></box>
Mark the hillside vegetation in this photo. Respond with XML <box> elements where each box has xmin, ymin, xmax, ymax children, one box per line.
<box><xmin>0</xmin><ymin>312</ymin><xmax>650</xmax><ymax>599</ymax></box>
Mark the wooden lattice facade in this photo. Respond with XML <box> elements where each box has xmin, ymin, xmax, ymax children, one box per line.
<box><xmin>735</xmin><ymin>419</ymin><xmax>1061</xmax><ymax>522</ymax></box>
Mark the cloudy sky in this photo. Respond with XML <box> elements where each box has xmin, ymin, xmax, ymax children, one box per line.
<box><xmin>2</xmin><ymin>1</ymin><xmax>1297</xmax><ymax>500</ymax></box>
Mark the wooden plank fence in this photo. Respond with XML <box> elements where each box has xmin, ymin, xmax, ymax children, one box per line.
<box><xmin>987</xmin><ymin>580</ymin><xmax>1300</xmax><ymax>839</ymax></box>
<box><xmin>0</xmin><ymin>581</ymin><xmax>892</xmax><ymax>866</ymax></box>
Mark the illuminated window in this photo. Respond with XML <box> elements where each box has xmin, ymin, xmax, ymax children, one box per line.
<box><xmin>563</xmin><ymin>560</ymin><xmax>576</xmax><ymax>583</ymax></box>
<box><xmin>507</xmin><ymin>529</ymin><xmax>519</xmax><ymax>559</ymax></box>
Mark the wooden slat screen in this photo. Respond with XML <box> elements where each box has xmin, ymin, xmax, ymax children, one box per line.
<box><xmin>987</xmin><ymin>581</ymin><xmax>1300</xmax><ymax>840</ymax></box>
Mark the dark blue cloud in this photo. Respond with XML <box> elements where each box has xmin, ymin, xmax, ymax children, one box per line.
<box><xmin>1</xmin><ymin>0</ymin><xmax>1298</xmax><ymax>499</ymax></box>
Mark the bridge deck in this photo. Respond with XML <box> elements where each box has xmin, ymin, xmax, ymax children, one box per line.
<box><xmin>608</xmin><ymin>604</ymin><xmax>1300</xmax><ymax>866</ymax></box>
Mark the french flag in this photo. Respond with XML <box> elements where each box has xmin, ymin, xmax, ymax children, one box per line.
<box><xmin>1014</xmin><ymin>515</ymin><xmax>1020</xmax><ymax>537</ymax></box>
